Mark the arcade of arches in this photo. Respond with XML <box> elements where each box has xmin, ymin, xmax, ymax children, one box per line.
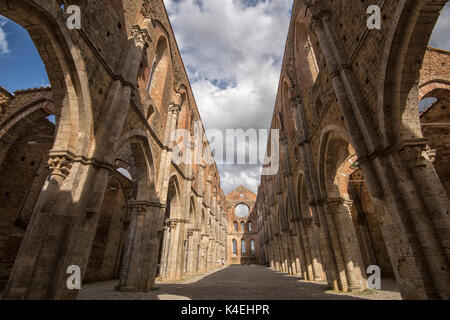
<box><xmin>0</xmin><ymin>0</ymin><xmax>448</xmax><ymax>300</ymax></box>
<box><xmin>256</xmin><ymin>0</ymin><xmax>450</xmax><ymax>300</ymax></box>
<box><xmin>0</xmin><ymin>0</ymin><xmax>228</xmax><ymax>300</ymax></box>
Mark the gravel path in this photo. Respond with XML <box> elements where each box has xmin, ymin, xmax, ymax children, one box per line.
<box><xmin>77</xmin><ymin>265</ymin><xmax>402</xmax><ymax>300</ymax></box>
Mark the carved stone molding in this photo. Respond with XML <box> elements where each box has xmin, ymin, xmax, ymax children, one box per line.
<box><xmin>427</xmin><ymin>146</ymin><xmax>436</xmax><ymax>163</ymax></box>
<box><xmin>398</xmin><ymin>139</ymin><xmax>429</xmax><ymax>169</ymax></box>
<box><xmin>341</xmin><ymin>199</ymin><xmax>353</xmax><ymax>213</ymax></box>
<box><xmin>326</xmin><ymin>197</ymin><xmax>344</xmax><ymax>213</ymax></box>
<box><xmin>133</xmin><ymin>200</ymin><xmax>166</xmax><ymax>211</ymax></box>
<box><xmin>130</xmin><ymin>25</ymin><xmax>151</xmax><ymax>48</ymax></box>
<box><xmin>165</xmin><ymin>218</ymin><xmax>189</xmax><ymax>230</ymax></box>
<box><xmin>168</xmin><ymin>102</ymin><xmax>182</xmax><ymax>115</ymax></box>
<box><xmin>48</xmin><ymin>155</ymin><xmax>73</xmax><ymax>178</ymax></box>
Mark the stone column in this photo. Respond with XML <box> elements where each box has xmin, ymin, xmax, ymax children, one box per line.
<box><xmin>3</xmin><ymin>26</ymin><xmax>151</xmax><ymax>300</ymax></box>
<box><xmin>293</xmin><ymin>219</ymin><xmax>313</xmax><ymax>280</ymax></box>
<box><xmin>288</xmin><ymin>232</ymin><xmax>298</xmax><ymax>275</ymax></box>
<box><xmin>160</xmin><ymin>219</ymin><xmax>188</xmax><ymax>281</ymax></box>
<box><xmin>187</xmin><ymin>228</ymin><xmax>200</xmax><ymax>274</ymax></box>
<box><xmin>304</xmin><ymin>218</ymin><xmax>325</xmax><ymax>281</ymax></box>
<box><xmin>327</xmin><ymin>198</ymin><xmax>366</xmax><ymax>291</ymax></box>
<box><xmin>118</xmin><ymin>202</ymin><xmax>146</xmax><ymax>290</ymax></box>
<box><xmin>199</xmin><ymin>234</ymin><xmax>209</xmax><ymax>273</ymax></box>
<box><xmin>291</xmin><ymin>99</ymin><xmax>341</xmax><ymax>290</ymax></box>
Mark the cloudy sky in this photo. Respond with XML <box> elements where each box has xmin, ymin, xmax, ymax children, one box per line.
<box><xmin>0</xmin><ymin>1</ymin><xmax>449</xmax><ymax>195</ymax></box>
<box><xmin>164</xmin><ymin>0</ymin><xmax>293</xmax><ymax>194</ymax></box>
<box><xmin>164</xmin><ymin>0</ymin><xmax>450</xmax><ymax>194</ymax></box>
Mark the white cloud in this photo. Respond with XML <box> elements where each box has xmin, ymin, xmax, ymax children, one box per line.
<box><xmin>164</xmin><ymin>0</ymin><xmax>292</xmax><ymax>195</ymax></box>
<box><xmin>0</xmin><ymin>16</ymin><xmax>10</xmax><ymax>55</ymax></box>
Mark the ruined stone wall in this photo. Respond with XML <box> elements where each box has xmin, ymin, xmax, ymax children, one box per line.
<box><xmin>256</xmin><ymin>0</ymin><xmax>450</xmax><ymax>300</ymax></box>
<box><xmin>0</xmin><ymin>0</ymin><xmax>227</xmax><ymax>299</ymax></box>
<box><xmin>225</xmin><ymin>186</ymin><xmax>259</xmax><ymax>265</ymax></box>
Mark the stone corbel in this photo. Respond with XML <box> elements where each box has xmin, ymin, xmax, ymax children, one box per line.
<box><xmin>343</xmin><ymin>199</ymin><xmax>353</xmax><ymax>212</ymax></box>
<box><xmin>427</xmin><ymin>147</ymin><xmax>436</xmax><ymax>163</ymax></box>
<box><xmin>134</xmin><ymin>201</ymin><xmax>150</xmax><ymax>217</ymax></box>
<box><xmin>326</xmin><ymin>197</ymin><xmax>344</xmax><ymax>213</ymax></box>
<box><xmin>168</xmin><ymin>102</ymin><xmax>182</xmax><ymax>115</ymax></box>
<box><xmin>398</xmin><ymin>138</ymin><xmax>429</xmax><ymax>169</ymax></box>
<box><xmin>48</xmin><ymin>154</ymin><xmax>73</xmax><ymax>179</ymax></box>
<box><xmin>130</xmin><ymin>25</ymin><xmax>152</xmax><ymax>48</ymax></box>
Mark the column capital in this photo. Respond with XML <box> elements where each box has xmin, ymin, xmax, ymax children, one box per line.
<box><xmin>48</xmin><ymin>154</ymin><xmax>73</xmax><ymax>179</ymax></box>
<box><xmin>130</xmin><ymin>25</ymin><xmax>151</xmax><ymax>48</ymax></box>
<box><xmin>398</xmin><ymin>138</ymin><xmax>429</xmax><ymax>169</ymax></box>
<box><xmin>168</xmin><ymin>102</ymin><xmax>182</xmax><ymax>115</ymax></box>
<box><xmin>326</xmin><ymin>197</ymin><xmax>344</xmax><ymax>212</ymax></box>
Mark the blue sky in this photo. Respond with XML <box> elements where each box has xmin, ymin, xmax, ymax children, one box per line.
<box><xmin>0</xmin><ymin>1</ymin><xmax>449</xmax><ymax>193</ymax></box>
<box><xmin>0</xmin><ymin>16</ymin><xmax>49</xmax><ymax>92</ymax></box>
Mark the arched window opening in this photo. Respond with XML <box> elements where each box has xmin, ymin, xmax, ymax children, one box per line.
<box><xmin>147</xmin><ymin>37</ymin><xmax>170</xmax><ymax>107</ymax></box>
<box><xmin>146</xmin><ymin>104</ymin><xmax>154</xmax><ymax>121</ymax></box>
<box><xmin>234</xmin><ymin>221</ymin><xmax>238</xmax><ymax>232</ymax></box>
<box><xmin>241</xmin><ymin>222</ymin><xmax>245</xmax><ymax>231</ymax></box>
<box><xmin>295</xmin><ymin>22</ymin><xmax>319</xmax><ymax>92</ymax></box>
<box><xmin>232</xmin><ymin>239</ymin><xmax>237</xmax><ymax>255</ymax></box>
<box><xmin>235</xmin><ymin>204</ymin><xmax>249</xmax><ymax>218</ymax></box>
<box><xmin>248</xmin><ymin>222</ymin><xmax>252</xmax><ymax>232</ymax></box>
<box><xmin>251</xmin><ymin>240</ymin><xmax>255</xmax><ymax>255</ymax></box>
<box><xmin>241</xmin><ymin>240</ymin><xmax>246</xmax><ymax>254</ymax></box>
<box><xmin>419</xmin><ymin>97</ymin><xmax>438</xmax><ymax>113</ymax></box>
<box><xmin>116</xmin><ymin>167</ymin><xmax>132</xmax><ymax>181</ymax></box>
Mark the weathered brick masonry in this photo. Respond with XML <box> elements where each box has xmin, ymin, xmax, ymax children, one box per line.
<box><xmin>0</xmin><ymin>0</ymin><xmax>449</xmax><ymax>301</ymax></box>
<box><xmin>0</xmin><ymin>0</ymin><xmax>227</xmax><ymax>299</ymax></box>
<box><xmin>255</xmin><ymin>0</ymin><xmax>450</xmax><ymax>300</ymax></box>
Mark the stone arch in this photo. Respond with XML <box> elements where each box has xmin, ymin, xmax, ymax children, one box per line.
<box><xmin>189</xmin><ymin>196</ymin><xmax>196</xmax><ymax>224</ymax></box>
<box><xmin>250</xmin><ymin>239</ymin><xmax>256</xmax><ymax>255</ymax></box>
<box><xmin>281</xmin><ymin>79</ymin><xmax>296</xmax><ymax>135</ymax></box>
<box><xmin>297</xmin><ymin>172</ymin><xmax>311</xmax><ymax>220</ymax></box>
<box><xmin>84</xmin><ymin>175</ymin><xmax>130</xmax><ymax>283</ymax></box>
<box><xmin>147</xmin><ymin>35</ymin><xmax>172</xmax><ymax>111</ymax></box>
<box><xmin>0</xmin><ymin>95</ymin><xmax>56</xmax><ymax>290</ymax></box>
<box><xmin>317</xmin><ymin>125</ymin><xmax>352</xmax><ymax>197</ymax></box>
<box><xmin>378</xmin><ymin>0</ymin><xmax>448</xmax><ymax>146</ymax></box>
<box><xmin>115</xmin><ymin>133</ymin><xmax>157</xmax><ymax>203</ymax></box>
<box><xmin>293</xmin><ymin>6</ymin><xmax>319</xmax><ymax>94</ymax></box>
<box><xmin>318</xmin><ymin>126</ymin><xmax>373</xmax><ymax>291</ymax></box>
<box><xmin>232</xmin><ymin>238</ymin><xmax>238</xmax><ymax>255</ymax></box>
<box><xmin>281</xmin><ymin>75</ymin><xmax>293</xmax><ymax>109</ymax></box>
<box><xmin>201</xmin><ymin>208</ymin><xmax>207</xmax><ymax>232</ymax></box>
<box><xmin>176</xmin><ymin>85</ymin><xmax>191</xmax><ymax>130</ymax></box>
<box><xmin>166</xmin><ymin>174</ymin><xmax>181</xmax><ymax>220</ymax></box>
<box><xmin>0</xmin><ymin>1</ymin><xmax>92</xmax><ymax>156</ymax></box>
<box><xmin>419</xmin><ymin>79</ymin><xmax>450</xmax><ymax>100</ymax></box>
<box><xmin>0</xmin><ymin>97</ymin><xmax>55</xmax><ymax>141</ymax></box>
